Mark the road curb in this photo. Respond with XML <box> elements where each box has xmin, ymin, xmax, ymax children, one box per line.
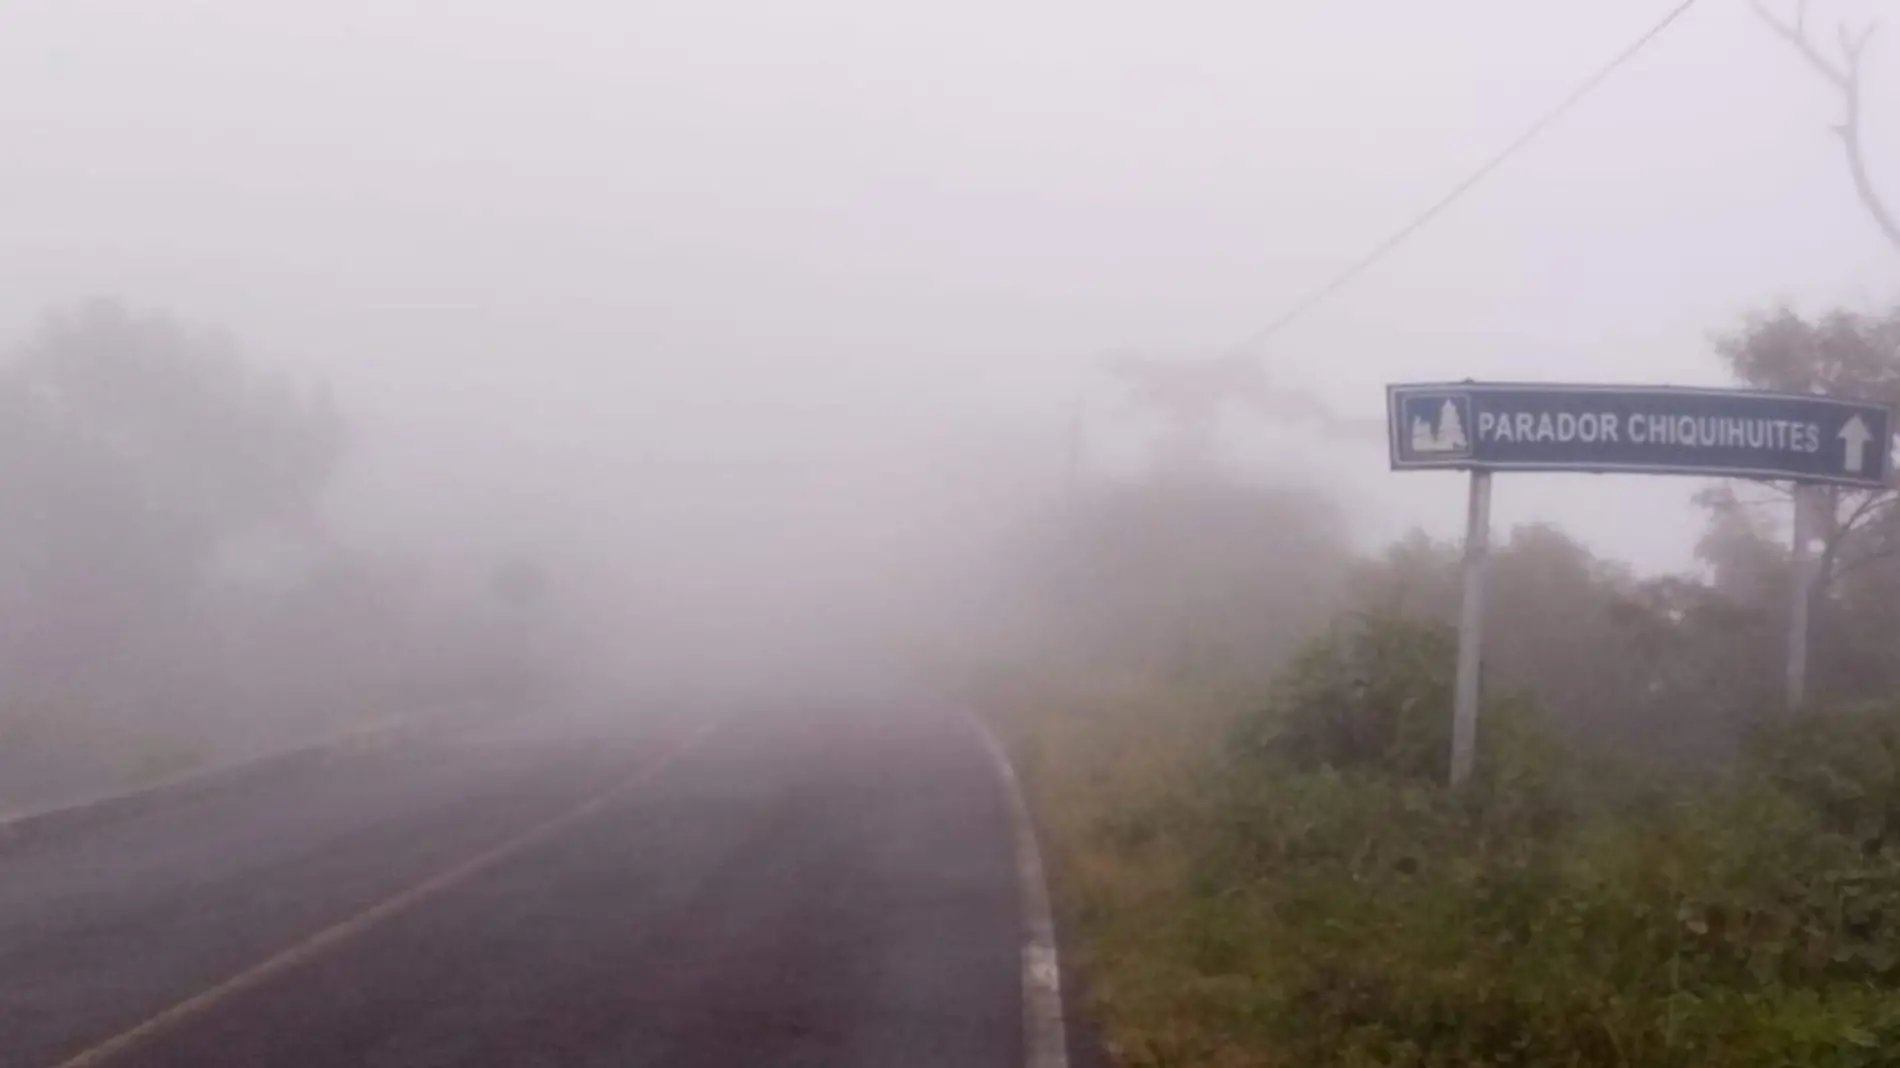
<box><xmin>963</xmin><ymin>707</ymin><xmax>1071</xmax><ymax>1068</ymax></box>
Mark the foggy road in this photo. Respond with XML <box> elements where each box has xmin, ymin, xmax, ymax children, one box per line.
<box><xmin>0</xmin><ymin>702</ymin><xmax>1029</xmax><ymax>1068</ymax></box>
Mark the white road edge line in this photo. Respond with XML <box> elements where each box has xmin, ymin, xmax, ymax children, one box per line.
<box><xmin>965</xmin><ymin>708</ymin><xmax>1071</xmax><ymax>1068</ymax></box>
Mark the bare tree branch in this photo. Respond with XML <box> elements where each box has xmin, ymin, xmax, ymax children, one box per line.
<box><xmin>1841</xmin><ymin>489</ymin><xmax>1900</xmax><ymax>534</ymax></box>
<box><xmin>1834</xmin><ymin>29</ymin><xmax>1900</xmax><ymax>251</ymax></box>
<box><xmin>1841</xmin><ymin>22</ymin><xmax>1878</xmax><ymax>66</ymax></box>
<box><xmin>1752</xmin><ymin>0</ymin><xmax>1850</xmax><ymax>86</ymax></box>
<box><xmin>1752</xmin><ymin>2</ymin><xmax>1900</xmax><ymax>251</ymax></box>
<box><xmin>1830</xmin><ymin>541</ymin><xmax>1900</xmax><ymax>583</ymax></box>
<box><xmin>1702</xmin><ymin>483</ymin><xmax>1793</xmax><ymax>510</ymax></box>
<box><xmin>1816</xmin><ymin>489</ymin><xmax>1889</xmax><ymax>592</ymax></box>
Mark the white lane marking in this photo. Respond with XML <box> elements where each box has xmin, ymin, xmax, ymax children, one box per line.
<box><xmin>51</xmin><ymin>719</ymin><xmax>723</xmax><ymax>1068</ymax></box>
<box><xmin>965</xmin><ymin>709</ymin><xmax>1071</xmax><ymax>1068</ymax></box>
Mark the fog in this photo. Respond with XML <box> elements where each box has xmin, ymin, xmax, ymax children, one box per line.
<box><xmin>1</xmin><ymin>1</ymin><xmax>1895</xmax><ymax>805</ymax></box>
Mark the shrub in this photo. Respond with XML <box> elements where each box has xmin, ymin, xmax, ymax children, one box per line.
<box><xmin>1227</xmin><ymin>614</ymin><xmax>1569</xmax><ymax>823</ymax></box>
<box><xmin>1032</xmin><ymin>617</ymin><xmax>1900</xmax><ymax>1066</ymax></box>
<box><xmin>1747</xmin><ymin>701</ymin><xmax>1900</xmax><ymax>851</ymax></box>
<box><xmin>1228</xmin><ymin>614</ymin><xmax>1456</xmax><ymax>780</ymax></box>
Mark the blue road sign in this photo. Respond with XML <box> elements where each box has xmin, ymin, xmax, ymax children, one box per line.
<box><xmin>1388</xmin><ymin>382</ymin><xmax>1894</xmax><ymax>488</ymax></box>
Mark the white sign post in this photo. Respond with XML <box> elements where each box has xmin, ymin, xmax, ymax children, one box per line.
<box><xmin>1787</xmin><ymin>485</ymin><xmax>1816</xmax><ymax>713</ymax></box>
<box><xmin>1451</xmin><ymin>471</ymin><xmax>1492</xmax><ymax>786</ymax></box>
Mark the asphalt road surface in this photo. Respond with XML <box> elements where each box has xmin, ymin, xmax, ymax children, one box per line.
<box><xmin>0</xmin><ymin>700</ymin><xmax>1037</xmax><ymax>1067</ymax></box>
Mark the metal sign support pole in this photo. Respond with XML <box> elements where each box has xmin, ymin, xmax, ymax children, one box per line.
<box><xmin>1787</xmin><ymin>483</ymin><xmax>1814</xmax><ymax>714</ymax></box>
<box><xmin>1451</xmin><ymin>470</ymin><xmax>1492</xmax><ymax>786</ymax></box>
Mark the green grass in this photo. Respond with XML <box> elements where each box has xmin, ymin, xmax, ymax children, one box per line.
<box><xmin>989</xmin><ymin>618</ymin><xmax>1900</xmax><ymax>1067</ymax></box>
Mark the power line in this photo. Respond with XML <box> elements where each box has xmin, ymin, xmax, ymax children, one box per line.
<box><xmin>1230</xmin><ymin>0</ymin><xmax>1704</xmax><ymax>356</ymax></box>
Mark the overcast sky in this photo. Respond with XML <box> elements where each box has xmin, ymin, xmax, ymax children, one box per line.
<box><xmin>2</xmin><ymin>0</ymin><xmax>1895</xmax><ymax>579</ymax></box>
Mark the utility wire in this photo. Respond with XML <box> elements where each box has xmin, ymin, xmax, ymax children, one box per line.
<box><xmin>1229</xmin><ymin>0</ymin><xmax>1704</xmax><ymax>356</ymax></box>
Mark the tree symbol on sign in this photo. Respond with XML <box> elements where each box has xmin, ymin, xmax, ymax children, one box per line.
<box><xmin>1411</xmin><ymin>399</ymin><xmax>1468</xmax><ymax>453</ymax></box>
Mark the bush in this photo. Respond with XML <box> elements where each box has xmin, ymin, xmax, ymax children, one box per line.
<box><xmin>1228</xmin><ymin>614</ymin><xmax>1457</xmax><ymax>780</ymax></box>
<box><xmin>1228</xmin><ymin>614</ymin><xmax>1570</xmax><ymax>825</ymax></box>
<box><xmin>1747</xmin><ymin>701</ymin><xmax>1900</xmax><ymax>851</ymax></box>
<box><xmin>1033</xmin><ymin>616</ymin><xmax>1900</xmax><ymax>1067</ymax></box>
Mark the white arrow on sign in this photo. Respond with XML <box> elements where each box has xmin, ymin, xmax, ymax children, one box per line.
<box><xmin>1840</xmin><ymin>415</ymin><xmax>1873</xmax><ymax>473</ymax></box>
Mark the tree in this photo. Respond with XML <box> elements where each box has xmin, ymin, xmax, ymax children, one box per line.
<box><xmin>13</xmin><ymin>299</ymin><xmax>345</xmax><ymax>542</ymax></box>
<box><xmin>1751</xmin><ymin>0</ymin><xmax>1899</xmax><ymax>251</ymax></box>
<box><xmin>1715</xmin><ymin>0</ymin><xmax>1899</xmax><ymax>701</ymax></box>
<box><xmin>1095</xmin><ymin>352</ymin><xmax>1357</xmax><ymax>476</ymax></box>
<box><xmin>1019</xmin><ymin>479</ymin><xmax>1351</xmax><ymax>687</ymax></box>
<box><xmin>0</xmin><ymin>299</ymin><xmax>345</xmax><ymax>710</ymax></box>
<box><xmin>1709</xmin><ymin>304</ymin><xmax>1900</xmax><ymax>589</ymax></box>
<box><xmin>1352</xmin><ymin>524</ymin><xmax>1780</xmax><ymax>757</ymax></box>
<box><xmin>1097</xmin><ymin>352</ymin><xmax>1271</xmax><ymax>475</ymax></box>
<box><xmin>1693</xmin><ymin>305</ymin><xmax>1900</xmax><ymax>704</ymax></box>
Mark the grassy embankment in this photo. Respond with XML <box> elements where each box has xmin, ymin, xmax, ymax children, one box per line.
<box><xmin>987</xmin><ymin>616</ymin><xmax>1900</xmax><ymax>1067</ymax></box>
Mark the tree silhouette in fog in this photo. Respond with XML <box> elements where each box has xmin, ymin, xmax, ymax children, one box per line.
<box><xmin>0</xmin><ymin>300</ymin><xmax>345</xmax><ymax>701</ymax></box>
<box><xmin>1696</xmin><ymin>304</ymin><xmax>1900</xmax><ymax>706</ymax></box>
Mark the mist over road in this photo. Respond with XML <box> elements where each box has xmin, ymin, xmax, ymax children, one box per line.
<box><xmin>1</xmin><ymin>700</ymin><xmax>1027</xmax><ymax>1067</ymax></box>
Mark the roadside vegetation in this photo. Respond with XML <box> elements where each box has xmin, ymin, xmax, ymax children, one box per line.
<box><xmin>980</xmin><ymin>301</ymin><xmax>1900</xmax><ymax>1065</ymax></box>
<box><xmin>995</xmin><ymin>619</ymin><xmax>1900</xmax><ymax>1066</ymax></box>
